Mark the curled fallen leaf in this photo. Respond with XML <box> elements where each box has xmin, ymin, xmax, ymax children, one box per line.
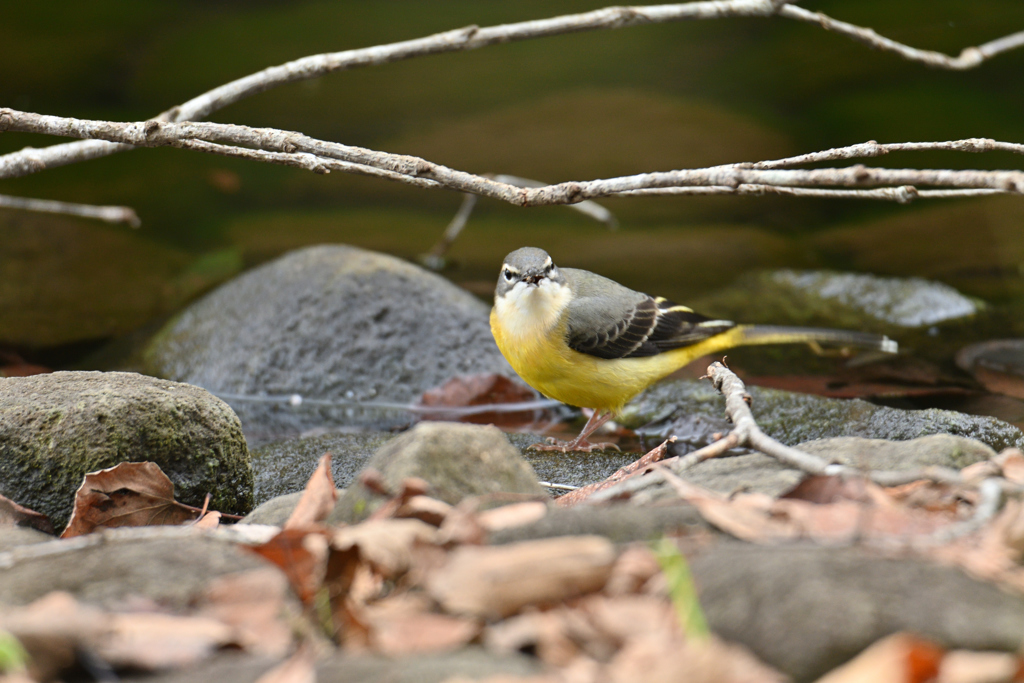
<box><xmin>419</xmin><ymin>373</ymin><xmax>548</xmax><ymax>426</ymax></box>
<box><xmin>0</xmin><ymin>493</ymin><xmax>54</xmax><ymax>535</ymax></box>
<box><xmin>427</xmin><ymin>536</ymin><xmax>617</xmax><ymax>619</ymax></box>
<box><xmin>814</xmin><ymin>632</ymin><xmax>944</xmax><ymax>683</ymax></box>
<box><xmin>284</xmin><ymin>453</ymin><xmax>338</xmax><ymax>529</ymax></box>
<box><xmin>61</xmin><ymin>462</ymin><xmax>199</xmax><ymax>538</ymax></box>
<box><xmin>248</xmin><ymin>528</ymin><xmax>330</xmax><ymax>605</ymax></box>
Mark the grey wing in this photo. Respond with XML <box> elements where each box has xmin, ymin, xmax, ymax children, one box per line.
<box><xmin>563</xmin><ymin>270</ymin><xmax>735</xmax><ymax>359</ymax></box>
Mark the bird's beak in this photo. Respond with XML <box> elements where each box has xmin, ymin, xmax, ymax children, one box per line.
<box><xmin>523</xmin><ymin>273</ymin><xmax>544</xmax><ymax>285</ymax></box>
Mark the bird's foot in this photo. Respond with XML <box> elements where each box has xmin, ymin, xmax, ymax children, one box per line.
<box><xmin>529</xmin><ymin>437</ymin><xmax>621</xmax><ymax>453</ymax></box>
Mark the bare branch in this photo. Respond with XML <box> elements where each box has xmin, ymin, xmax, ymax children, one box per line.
<box><xmin>584</xmin><ymin>363</ymin><xmax>1024</xmax><ymax>504</ymax></box>
<box><xmin>3</xmin><ymin>110</ymin><xmax>1022</xmax><ymax>206</ymax></box>
<box><xmin>747</xmin><ymin>138</ymin><xmax>1024</xmax><ymax>170</ymax></box>
<box><xmin>1</xmin><ymin>1</ymin><xmax>1021</xmax><ymax>181</ymax></box>
<box><xmin>777</xmin><ymin>5</ymin><xmax>1024</xmax><ymax>70</ymax></box>
<box><xmin>424</xmin><ymin>174</ymin><xmax>617</xmax><ymax>267</ymax></box>
<box><xmin>615</xmin><ymin>185</ymin><xmax>1009</xmax><ymax>203</ymax></box>
<box><xmin>0</xmin><ymin>194</ymin><xmax>141</xmax><ymax>227</ymax></box>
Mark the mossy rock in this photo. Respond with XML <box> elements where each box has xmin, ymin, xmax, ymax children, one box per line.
<box><xmin>0</xmin><ymin>371</ymin><xmax>253</xmax><ymax>530</ymax></box>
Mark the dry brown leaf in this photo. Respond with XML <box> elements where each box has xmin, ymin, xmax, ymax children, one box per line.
<box><xmin>443</xmin><ymin>676</ymin><xmax>563</xmax><ymax>683</ymax></box>
<box><xmin>994</xmin><ymin>448</ymin><xmax>1024</xmax><ymax>484</ymax></box>
<box><xmin>578</xmin><ymin>594</ymin><xmax>678</xmax><ymax>647</ymax></box>
<box><xmin>332</xmin><ymin>518</ymin><xmax>440</xmax><ymax>579</ymax></box>
<box><xmin>556</xmin><ymin>438</ymin><xmax>675</xmax><ymax>507</ymax></box>
<box><xmin>814</xmin><ymin>633</ymin><xmax>945</xmax><ymax>683</ymax></box>
<box><xmin>929</xmin><ymin>499</ymin><xmax>1024</xmax><ymax>594</ymax></box>
<box><xmin>97</xmin><ymin>612</ymin><xmax>235</xmax><ymax>670</ymax></box>
<box><xmin>419</xmin><ymin>373</ymin><xmax>541</xmax><ymax>426</ymax></box>
<box><xmin>285</xmin><ymin>453</ymin><xmax>338</xmax><ymax>529</ymax></box>
<box><xmin>61</xmin><ymin>462</ymin><xmax>198</xmax><ymax>538</ymax></box>
<box><xmin>394</xmin><ymin>494</ymin><xmax>453</xmax><ymax>526</ymax></box>
<box><xmin>0</xmin><ymin>592</ymin><xmax>97</xmax><ymax>682</ymax></box>
<box><xmin>960</xmin><ymin>460</ymin><xmax>1003</xmax><ymax>484</ymax></box>
<box><xmin>884</xmin><ymin>480</ymin><xmax>966</xmax><ymax>515</ymax></box>
<box><xmin>607</xmin><ymin>631</ymin><xmax>787</xmax><ymax>683</ymax></box>
<box><xmin>0</xmin><ymin>493</ymin><xmax>54</xmax><ymax>534</ymax></box>
<box><xmin>664</xmin><ymin>471</ymin><xmax>960</xmax><ymax>544</ymax></box>
<box><xmin>199</xmin><ymin>568</ymin><xmax>294</xmax><ymax>658</ymax></box>
<box><xmin>248</xmin><ymin>528</ymin><xmax>330</xmax><ymax>604</ymax></box>
<box><xmin>254</xmin><ymin>644</ymin><xmax>316</xmax><ymax>683</ymax></box>
<box><xmin>484</xmin><ymin>610</ymin><xmax>585</xmax><ymax>667</ymax></box>
<box><xmin>437</xmin><ymin>501</ymin><xmax>489</xmax><ymax>546</ymax></box>
<box><xmin>367</xmin><ymin>477</ymin><xmax>432</xmax><ymax>522</ymax></box>
<box><xmin>782</xmin><ymin>475</ymin><xmax>871</xmax><ymax>504</ymax></box>
<box><xmin>0</xmin><ymin>591</ymin><xmax>236</xmax><ymax>678</ymax></box>
<box><xmin>193</xmin><ymin>511</ymin><xmax>222</xmax><ymax>529</ymax></box>
<box><xmin>937</xmin><ymin>650</ymin><xmax>1024</xmax><ymax>683</ymax></box>
<box><xmin>428</xmin><ymin>536</ymin><xmax>616</xmax><ymax>619</ymax></box>
<box><xmin>476</xmin><ymin>501</ymin><xmax>548</xmax><ymax>532</ymax></box>
<box><xmin>603</xmin><ymin>544</ymin><xmax>662</xmax><ymax>597</ymax></box>
<box><xmin>369</xmin><ymin>611</ymin><xmax>480</xmax><ymax>656</ymax></box>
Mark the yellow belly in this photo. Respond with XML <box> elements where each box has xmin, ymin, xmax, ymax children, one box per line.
<box><xmin>490</xmin><ymin>308</ymin><xmax>743</xmax><ymax>412</ymax></box>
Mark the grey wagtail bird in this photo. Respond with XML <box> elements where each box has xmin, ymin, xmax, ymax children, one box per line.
<box><xmin>490</xmin><ymin>247</ymin><xmax>898</xmax><ymax>452</ymax></box>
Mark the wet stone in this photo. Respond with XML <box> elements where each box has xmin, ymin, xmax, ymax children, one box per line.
<box><xmin>249</xmin><ymin>431</ymin><xmax>394</xmax><ymax>506</ymax></box>
<box><xmin>144</xmin><ymin>245</ymin><xmax>515</xmax><ymax>435</ymax></box>
<box><xmin>769</xmin><ymin>270</ymin><xmax>979</xmax><ymax>328</ymax></box>
<box><xmin>625</xmin><ymin>379</ymin><xmax>1024</xmax><ymax>455</ymax></box>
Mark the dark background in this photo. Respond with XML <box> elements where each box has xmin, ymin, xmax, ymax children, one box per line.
<box><xmin>2</xmin><ymin>1</ymin><xmax>1023</xmax><ymax>358</ymax></box>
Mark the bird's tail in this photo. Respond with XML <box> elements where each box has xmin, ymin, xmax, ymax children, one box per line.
<box><xmin>731</xmin><ymin>325</ymin><xmax>898</xmax><ymax>354</ymax></box>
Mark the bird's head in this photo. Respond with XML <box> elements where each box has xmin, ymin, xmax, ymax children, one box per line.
<box><xmin>495</xmin><ymin>247</ymin><xmax>568</xmax><ymax>301</ymax></box>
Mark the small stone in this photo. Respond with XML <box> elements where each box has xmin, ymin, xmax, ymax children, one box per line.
<box><xmin>249</xmin><ymin>431</ymin><xmax>394</xmax><ymax>506</ymax></box>
<box><xmin>329</xmin><ymin>422</ymin><xmax>547</xmax><ymax>525</ymax></box>
<box><xmin>240</xmin><ymin>488</ymin><xmax>346</xmax><ymax>527</ymax></box>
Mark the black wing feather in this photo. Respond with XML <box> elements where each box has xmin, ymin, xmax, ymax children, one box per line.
<box><xmin>567</xmin><ymin>295</ymin><xmax>735</xmax><ymax>360</ymax></box>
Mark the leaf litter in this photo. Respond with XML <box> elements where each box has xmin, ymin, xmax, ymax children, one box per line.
<box><xmin>5</xmin><ymin>445</ymin><xmax>1024</xmax><ymax>683</ymax></box>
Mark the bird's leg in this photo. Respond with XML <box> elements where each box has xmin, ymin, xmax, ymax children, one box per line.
<box><xmin>529</xmin><ymin>409</ymin><xmax>621</xmax><ymax>452</ymax></box>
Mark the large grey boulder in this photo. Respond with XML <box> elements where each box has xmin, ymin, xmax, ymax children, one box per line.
<box><xmin>626</xmin><ymin>379</ymin><xmax>1024</xmax><ymax>454</ymax></box>
<box><xmin>144</xmin><ymin>245</ymin><xmax>515</xmax><ymax>438</ymax></box>
<box><xmin>0</xmin><ymin>372</ymin><xmax>253</xmax><ymax>529</ymax></box>
<box><xmin>693</xmin><ymin>543</ymin><xmax>1024</xmax><ymax>682</ymax></box>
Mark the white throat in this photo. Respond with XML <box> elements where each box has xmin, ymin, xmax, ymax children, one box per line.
<box><xmin>495</xmin><ymin>279</ymin><xmax>572</xmax><ymax>341</ymax></box>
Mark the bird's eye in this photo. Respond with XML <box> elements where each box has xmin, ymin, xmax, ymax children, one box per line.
<box><xmin>503</xmin><ymin>269</ymin><xmax>514</xmax><ymax>281</ymax></box>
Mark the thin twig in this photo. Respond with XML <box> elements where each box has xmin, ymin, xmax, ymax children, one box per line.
<box><xmin>913</xmin><ymin>478</ymin><xmax>1004</xmax><ymax>547</ymax></box>
<box><xmin>705</xmin><ymin>362</ymin><xmax>970</xmax><ymax>487</ymax></box>
<box><xmin>3</xmin><ymin>111</ymin><xmax>1023</xmax><ymax>202</ymax></box>
<box><xmin>745</xmin><ymin>138</ymin><xmax>1024</xmax><ymax>169</ymax></box>
<box><xmin>777</xmin><ymin>5</ymin><xmax>1024</xmax><ymax>70</ymax></box>
<box><xmin>615</xmin><ymin>185</ymin><xmax>1008</xmax><ymax>203</ymax></box>
<box><xmin>556</xmin><ymin>437</ymin><xmax>677</xmax><ymax>506</ymax></box>
<box><xmin>0</xmin><ymin>1</ymin><xmax>1021</xmax><ymax>181</ymax></box>
<box><xmin>424</xmin><ymin>174</ymin><xmax>618</xmax><ymax>266</ymax></box>
<box><xmin>539</xmin><ymin>481</ymin><xmax>580</xmax><ymax>492</ymax></box>
<box><xmin>583</xmin><ymin>433</ymin><xmax>740</xmax><ymax>504</ymax></box>
<box><xmin>0</xmin><ymin>194</ymin><xmax>140</xmax><ymax>227</ymax></box>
